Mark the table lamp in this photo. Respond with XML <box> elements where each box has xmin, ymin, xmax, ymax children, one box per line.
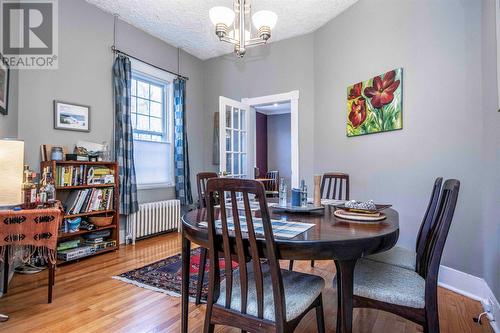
<box><xmin>0</xmin><ymin>139</ymin><xmax>24</xmax><ymax>209</ymax></box>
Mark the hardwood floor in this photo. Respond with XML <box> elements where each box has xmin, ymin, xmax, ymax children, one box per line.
<box><xmin>0</xmin><ymin>233</ymin><xmax>493</xmax><ymax>333</ymax></box>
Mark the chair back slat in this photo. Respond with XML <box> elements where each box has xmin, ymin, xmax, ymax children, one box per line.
<box><xmin>197</xmin><ymin>172</ymin><xmax>218</xmax><ymax>208</ymax></box>
<box><xmin>320</xmin><ymin>172</ymin><xmax>350</xmax><ymax>200</ymax></box>
<box><xmin>205</xmin><ymin>178</ymin><xmax>286</xmax><ymax>323</ymax></box>
<box><xmin>217</xmin><ymin>196</ymin><xmax>234</xmax><ymax>308</ymax></box>
<box><xmin>229</xmin><ymin>191</ymin><xmax>249</xmax><ymax>314</ymax></box>
<box><xmin>241</xmin><ymin>192</ymin><xmax>265</xmax><ymax>318</ymax></box>
<box><xmin>415</xmin><ymin>177</ymin><xmax>443</xmax><ymax>271</ymax></box>
<box><xmin>265</xmin><ymin>171</ymin><xmax>280</xmax><ymax>192</ymax></box>
<box><xmin>420</xmin><ymin>179</ymin><xmax>460</xmax><ymax>281</ymax></box>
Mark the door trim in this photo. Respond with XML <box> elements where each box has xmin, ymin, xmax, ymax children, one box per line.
<box><xmin>242</xmin><ymin>91</ymin><xmax>299</xmax><ymax>188</ymax></box>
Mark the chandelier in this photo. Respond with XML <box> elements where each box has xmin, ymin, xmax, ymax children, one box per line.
<box><xmin>209</xmin><ymin>0</ymin><xmax>278</xmax><ymax>57</ymax></box>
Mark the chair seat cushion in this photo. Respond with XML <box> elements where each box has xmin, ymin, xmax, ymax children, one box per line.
<box><xmin>351</xmin><ymin>259</ymin><xmax>425</xmax><ymax>309</ymax></box>
<box><xmin>365</xmin><ymin>246</ymin><xmax>416</xmax><ymax>270</ymax></box>
<box><xmin>216</xmin><ymin>264</ymin><xmax>325</xmax><ymax>321</ymax></box>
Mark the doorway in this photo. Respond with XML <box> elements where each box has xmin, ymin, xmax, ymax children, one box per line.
<box><xmin>242</xmin><ymin>91</ymin><xmax>299</xmax><ymax>188</ymax></box>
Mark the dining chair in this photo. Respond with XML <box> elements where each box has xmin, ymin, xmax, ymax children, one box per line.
<box><xmin>194</xmin><ymin>172</ymin><xmax>218</xmax><ymax>305</ymax></box>
<box><xmin>264</xmin><ymin>170</ymin><xmax>280</xmax><ymax>198</ymax></box>
<box><xmin>347</xmin><ymin>179</ymin><xmax>460</xmax><ymax>333</ymax></box>
<box><xmin>289</xmin><ymin>172</ymin><xmax>350</xmax><ymax>270</ymax></box>
<box><xmin>203</xmin><ymin>178</ymin><xmax>326</xmax><ymax>333</ymax></box>
<box><xmin>365</xmin><ymin>177</ymin><xmax>443</xmax><ymax>271</ymax></box>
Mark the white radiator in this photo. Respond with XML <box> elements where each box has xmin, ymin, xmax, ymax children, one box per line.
<box><xmin>126</xmin><ymin>200</ymin><xmax>181</xmax><ymax>244</ymax></box>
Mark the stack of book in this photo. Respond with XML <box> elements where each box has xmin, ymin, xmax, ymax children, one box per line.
<box><xmin>65</xmin><ymin>188</ymin><xmax>114</xmax><ymax>215</ymax></box>
<box><xmin>55</xmin><ymin>165</ymin><xmax>114</xmax><ymax>187</ymax></box>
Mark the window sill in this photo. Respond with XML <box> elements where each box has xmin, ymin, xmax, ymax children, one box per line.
<box><xmin>137</xmin><ymin>183</ymin><xmax>175</xmax><ymax>190</ymax></box>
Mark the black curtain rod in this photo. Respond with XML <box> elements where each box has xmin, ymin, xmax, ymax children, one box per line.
<box><xmin>111</xmin><ymin>46</ymin><xmax>189</xmax><ymax>81</ymax></box>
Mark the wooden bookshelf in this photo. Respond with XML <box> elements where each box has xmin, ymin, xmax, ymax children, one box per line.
<box><xmin>41</xmin><ymin>160</ymin><xmax>119</xmax><ymax>264</ymax></box>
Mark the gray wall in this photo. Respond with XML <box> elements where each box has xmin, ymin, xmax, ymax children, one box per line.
<box><xmin>203</xmin><ymin>34</ymin><xmax>315</xmax><ymax>187</ymax></box>
<box><xmin>267</xmin><ymin>113</ymin><xmax>291</xmax><ymax>186</ymax></box>
<box><xmin>314</xmin><ymin>0</ymin><xmax>493</xmax><ymax>290</ymax></box>
<box><xmin>17</xmin><ymin>0</ymin><xmax>206</xmax><ymax>205</ymax></box>
<box><xmin>480</xmin><ymin>0</ymin><xmax>500</xmax><ymax>299</ymax></box>
<box><xmin>0</xmin><ymin>70</ymin><xmax>19</xmax><ymax>138</ymax></box>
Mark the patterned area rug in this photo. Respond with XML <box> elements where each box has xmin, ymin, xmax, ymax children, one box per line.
<box><xmin>113</xmin><ymin>248</ymin><xmax>236</xmax><ymax>302</ymax></box>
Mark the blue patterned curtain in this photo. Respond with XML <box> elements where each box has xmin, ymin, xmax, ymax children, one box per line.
<box><xmin>113</xmin><ymin>55</ymin><xmax>139</xmax><ymax>215</ymax></box>
<box><xmin>174</xmin><ymin>78</ymin><xmax>193</xmax><ymax>206</ymax></box>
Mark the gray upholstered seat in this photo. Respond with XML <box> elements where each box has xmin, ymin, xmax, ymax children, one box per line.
<box><xmin>216</xmin><ymin>264</ymin><xmax>325</xmax><ymax>321</ymax></box>
<box><xmin>365</xmin><ymin>246</ymin><xmax>416</xmax><ymax>270</ymax></box>
<box><xmin>349</xmin><ymin>259</ymin><xmax>425</xmax><ymax>309</ymax></box>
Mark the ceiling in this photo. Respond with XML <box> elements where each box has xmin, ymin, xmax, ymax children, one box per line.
<box><xmin>86</xmin><ymin>0</ymin><xmax>359</xmax><ymax>60</ymax></box>
<box><xmin>255</xmin><ymin>101</ymin><xmax>291</xmax><ymax>115</ymax></box>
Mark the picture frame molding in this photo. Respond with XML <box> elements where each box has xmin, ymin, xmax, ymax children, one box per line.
<box><xmin>53</xmin><ymin>100</ymin><xmax>91</xmax><ymax>132</ymax></box>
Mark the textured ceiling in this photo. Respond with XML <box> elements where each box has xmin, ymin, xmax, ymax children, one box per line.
<box><xmin>255</xmin><ymin>101</ymin><xmax>291</xmax><ymax>115</ymax></box>
<box><xmin>86</xmin><ymin>0</ymin><xmax>358</xmax><ymax>60</ymax></box>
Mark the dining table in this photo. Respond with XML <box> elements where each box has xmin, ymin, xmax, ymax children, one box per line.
<box><xmin>180</xmin><ymin>203</ymin><xmax>399</xmax><ymax>333</ymax></box>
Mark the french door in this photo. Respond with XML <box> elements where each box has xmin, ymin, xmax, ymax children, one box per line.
<box><xmin>219</xmin><ymin>97</ymin><xmax>253</xmax><ymax>179</ymax></box>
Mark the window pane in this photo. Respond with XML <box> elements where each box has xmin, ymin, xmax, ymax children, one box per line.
<box><xmin>134</xmin><ymin>141</ymin><xmax>171</xmax><ymax>185</ymax></box>
<box><xmin>241</xmin><ymin>154</ymin><xmax>247</xmax><ymax>176</ymax></box>
<box><xmin>240</xmin><ymin>109</ymin><xmax>246</xmax><ymax>130</ymax></box>
<box><xmin>138</xmin><ymin>98</ymin><xmax>149</xmax><ymax>115</ymax></box>
<box><xmin>226</xmin><ymin>153</ymin><xmax>232</xmax><ymax>174</ymax></box>
<box><xmin>150</xmin><ymin>101</ymin><xmax>162</xmax><ymax>118</ymax></box>
<box><xmin>137</xmin><ymin>115</ymin><xmax>149</xmax><ymax>131</ymax></box>
<box><xmin>240</xmin><ymin>132</ymin><xmax>246</xmax><ymax>152</ymax></box>
<box><xmin>150</xmin><ymin>85</ymin><xmax>162</xmax><ymax>102</ymax></box>
<box><xmin>137</xmin><ymin>80</ymin><xmax>149</xmax><ymax>99</ymax></box>
<box><xmin>233</xmin><ymin>130</ymin><xmax>239</xmax><ymax>151</ymax></box>
<box><xmin>138</xmin><ymin>133</ymin><xmax>151</xmax><ymax>141</ymax></box>
<box><xmin>131</xmin><ymin>79</ymin><xmax>137</xmax><ymax>96</ymax></box>
<box><xmin>233</xmin><ymin>108</ymin><xmax>239</xmax><ymax>129</ymax></box>
<box><xmin>226</xmin><ymin>129</ymin><xmax>231</xmax><ymax>151</ymax></box>
<box><xmin>150</xmin><ymin>117</ymin><xmax>163</xmax><ymax>133</ymax></box>
<box><xmin>131</xmin><ymin>97</ymin><xmax>137</xmax><ymax>115</ymax></box>
<box><xmin>234</xmin><ymin>153</ymin><xmax>239</xmax><ymax>175</ymax></box>
<box><xmin>131</xmin><ymin>113</ymin><xmax>137</xmax><ymax>128</ymax></box>
<box><xmin>226</xmin><ymin>106</ymin><xmax>231</xmax><ymax>128</ymax></box>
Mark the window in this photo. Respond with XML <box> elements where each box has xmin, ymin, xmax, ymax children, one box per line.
<box><xmin>130</xmin><ymin>60</ymin><xmax>175</xmax><ymax>189</ymax></box>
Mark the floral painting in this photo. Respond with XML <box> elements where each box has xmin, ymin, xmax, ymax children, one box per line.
<box><xmin>347</xmin><ymin>68</ymin><xmax>403</xmax><ymax>137</ymax></box>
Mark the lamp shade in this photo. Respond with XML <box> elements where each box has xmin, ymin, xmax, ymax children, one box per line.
<box><xmin>209</xmin><ymin>6</ymin><xmax>235</xmax><ymax>27</ymax></box>
<box><xmin>0</xmin><ymin>139</ymin><xmax>24</xmax><ymax>207</ymax></box>
<box><xmin>252</xmin><ymin>10</ymin><xmax>278</xmax><ymax>30</ymax></box>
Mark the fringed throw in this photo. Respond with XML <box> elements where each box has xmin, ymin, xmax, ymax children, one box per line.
<box><xmin>0</xmin><ymin>208</ymin><xmax>63</xmax><ymax>264</ymax></box>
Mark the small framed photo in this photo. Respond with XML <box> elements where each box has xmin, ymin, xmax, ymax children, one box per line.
<box><xmin>54</xmin><ymin>101</ymin><xmax>90</xmax><ymax>132</ymax></box>
<box><xmin>0</xmin><ymin>54</ymin><xmax>10</xmax><ymax>115</ymax></box>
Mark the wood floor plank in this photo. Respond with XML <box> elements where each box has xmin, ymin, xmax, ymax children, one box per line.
<box><xmin>0</xmin><ymin>233</ymin><xmax>494</xmax><ymax>333</ymax></box>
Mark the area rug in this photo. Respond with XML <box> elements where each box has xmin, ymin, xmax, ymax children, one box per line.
<box><xmin>113</xmin><ymin>248</ymin><xmax>237</xmax><ymax>302</ymax></box>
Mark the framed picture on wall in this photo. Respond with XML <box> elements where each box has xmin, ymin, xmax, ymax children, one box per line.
<box><xmin>54</xmin><ymin>101</ymin><xmax>91</xmax><ymax>132</ymax></box>
<box><xmin>0</xmin><ymin>54</ymin><xmax>10</xmax><ymax>115</ymax></box>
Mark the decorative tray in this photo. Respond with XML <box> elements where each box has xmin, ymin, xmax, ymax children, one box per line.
<box><xmin>271</xmin><ymin>204</ymin><xmax>325</xmax><ymax>213</ymax></box>
<box><xmin>333</xmin><ymin>209</ymin><xmax>387</xmax><ymax>222</ymax></box>
<box><xmin>333</xmin><ymin>203</ymin><xmax>392</xmax><ymax>214</ymax></box>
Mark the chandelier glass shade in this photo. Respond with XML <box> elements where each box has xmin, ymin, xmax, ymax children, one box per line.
<box><xmin>209</xmin><ymin>0</ymin><xmax>277</xmax><ymax>57</ymax></box>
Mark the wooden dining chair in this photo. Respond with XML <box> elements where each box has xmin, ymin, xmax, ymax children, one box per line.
<box><xmin>348</xmin><ymin>179</ymin><xmax>460</xmax><ymax>333</ymax></box>
<box><xmin>365</xmin><ymin>177</ymin><xmax>443</xmax><ymax>271</ymax></box>
<box><xmin>203</xmin><ymin>178</ymin><xmax>326</xmax><ymax>333</ymax></box>
<box><xmin>289</xmin><ymin>172</ymin><xmax>350</xmax><ymax>270</ymax></box>
<box><xmin>194</xmin><ymin>172</ymin><xmax>218</xmax><ymax>305</ymax></box>
<box><xmin>264</xmin><ymin>170</ymin><xmax>280</xmax><ymax>198</ymax></box>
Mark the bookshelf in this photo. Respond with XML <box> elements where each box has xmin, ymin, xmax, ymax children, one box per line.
<box><xmin>41</xmin><ymin>160</ymin><xmax>119</xmax><ymax>265</ymax></box>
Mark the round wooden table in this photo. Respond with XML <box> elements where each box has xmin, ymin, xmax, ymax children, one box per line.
<box><xmin>181</xmin><ymin>205</ymin><xmax>399</xmax><ymax>333</ymax></box>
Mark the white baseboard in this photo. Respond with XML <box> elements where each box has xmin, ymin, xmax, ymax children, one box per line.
<box><xmin>439</xmin><ymin>265</ymin><xmax>499</xmax><ymax>332</ymax></box>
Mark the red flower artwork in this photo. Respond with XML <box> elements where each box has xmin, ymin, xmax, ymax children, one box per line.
<box><xmin>349</xmin><ymin>97</ymin><xmax>367</xmax><ymax>128</ymax></box>
<box><xmin>348</xmin><ymin>82</ymin><xmax>362</xmax><ymax>100</ymax></box>
<box><xmin>364</xmin><ymin>70</ymin><xmax>400</xmax><ymax>108</ymax></box>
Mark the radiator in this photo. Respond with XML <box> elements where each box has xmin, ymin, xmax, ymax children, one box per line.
<box><xmin>126</xmin><ymin>200</ymin><xmax>181</xmax><ymax>244</ymax></box>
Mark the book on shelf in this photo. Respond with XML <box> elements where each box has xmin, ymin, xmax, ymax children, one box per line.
<box><xmin>65</xmin><ymin>188</ymin><xmax>114</xmax><ymax>215</ymax></box>
<box><xmin>53</xmin><ymin>165</ymin><xmax>115</xmax><ymax>187</ymax></box>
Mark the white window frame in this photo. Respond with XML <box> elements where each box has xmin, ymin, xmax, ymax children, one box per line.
<box><xmin>130</xmin><ymin>59</ymin><xmax>175</xmax><ymax>190</ymax></box>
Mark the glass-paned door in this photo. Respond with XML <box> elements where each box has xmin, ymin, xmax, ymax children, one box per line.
<box><xmin>219</xmin><ymin>97</ymin><xmax>250</xmax><ymax>179</ymax></box>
